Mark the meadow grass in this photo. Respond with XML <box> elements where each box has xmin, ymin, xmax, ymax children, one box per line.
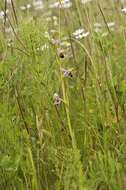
<box><xmin>0</xmin><ymin>0</ymin><xmax>126</xmax><ymax>189</ymax></box>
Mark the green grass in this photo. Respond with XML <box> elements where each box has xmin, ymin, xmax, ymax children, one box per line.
<box><xmin>0</xmin><ymin>0</ymin><xmax>126</xmax><ymax>189</ymax></box>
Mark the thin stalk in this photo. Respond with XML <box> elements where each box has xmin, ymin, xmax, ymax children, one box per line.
<box><xmin>4</xmin><ymin>0</ymin><xmax>7</xmax><ymax>32</ymax></box>
<box><xmin>27</xmin><ymin>147</ymin><xmax>38</xmax><ymax>190</ymax></box>
<box><xmin>57</xmin><ymin>57</ymin><xmax>77</xmax><ymax>149</ymax></box>
<box><xmin>74</xmin><ymin>0</ymin><xmax>83</xmax><ymax>26</ymax></box>
<box><xmin>14</xmin><ymin>87</ymin><xmax>30</xmax><ymax>134</ymax></box>
<box><xmin>11</xmin><ymin>0</ymin><xmax>18</xmax><ymax>25</ymax></box>
<box><xmin>97</xmin><ymin>3</ymin><xmax>112</xmax><ymax>35</ymax></box>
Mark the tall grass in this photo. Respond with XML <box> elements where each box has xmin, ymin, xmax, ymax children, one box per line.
<box><xmin>0</xmin><ymin>0</ymin><xmax>126</xmax><ymax>189</ymax></box>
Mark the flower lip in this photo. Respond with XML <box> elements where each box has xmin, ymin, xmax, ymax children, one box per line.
<box><xmin>59</xmin><ymin>52</ymin><xmax>65</xmax><ymax>58</ymax></box>
<box><xmin>53</xmin><ymin>93</ymin><xmax>62</xmax><ymax>105</ymax></box>
<box><xmin>61</xmin><ymin>68</ymin><xmax>73</xmax><ymax>78</ymax></box>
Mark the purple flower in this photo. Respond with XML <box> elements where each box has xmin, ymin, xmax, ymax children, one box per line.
<box><xmin>61</xmin><ymin>68</ymin><xmax>73</xmax><ymax>78</ymax></box>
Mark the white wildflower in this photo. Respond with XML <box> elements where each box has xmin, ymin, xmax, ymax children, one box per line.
<box><xmin>121</xmin><ymin>7</ymin><xmax>126</xmax><ymax>13</ymax></box>
<box><xmin>107</xmin><ymin>22</ymin><xmax>115</xmax><ymax>28</ymax></box>
<box><xmin>0</xmin><ymin>10</ymin><xmax>9</xmax><ymax>20</ymax></box>
<box><xmin>27</xmin><ymin>4</ymin><xmax>31</xmax><ymax>9</ymax></box>
<box><xmin>7</xmin><ymin>0</ymin><xmax>11</xmax><ymax>4</ymax></box>
<box><xmin>73</xmin><ymin>28</ymin><xmax>89</xmax><ymax>39</ymax></box>
<box><xmin>20</xmin><ymin>4</ymin><xmax>31</xmax><ymax>11</ymax></box>
<box><xmin>0</xmin><ymin>11</ymin><xmax>4</xmax><ymax>20</ymax></box>
<box><xmin>33</xmin><ymin>0</ymin><xmax>43</xmax><ymax>10</ymax></box>
<box><xmin>49</xmin><ymin>0</ymin><xmax>72</xmax><ymax>9</ymax></box>
<box><xmin>81</xmin><ymin>0</ymin><xmax>92</xmax><ymax>4</ymax></box>
<box><xmin>94</xmin><ymin>23</ymin><xmax>102</xmax><ymax>28</ymax></box>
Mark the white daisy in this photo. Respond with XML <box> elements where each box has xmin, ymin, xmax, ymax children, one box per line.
<box><xmin>73</xmin><ymin>28</ymin><xmax>89</xmax><ymax>39</ymax></box>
